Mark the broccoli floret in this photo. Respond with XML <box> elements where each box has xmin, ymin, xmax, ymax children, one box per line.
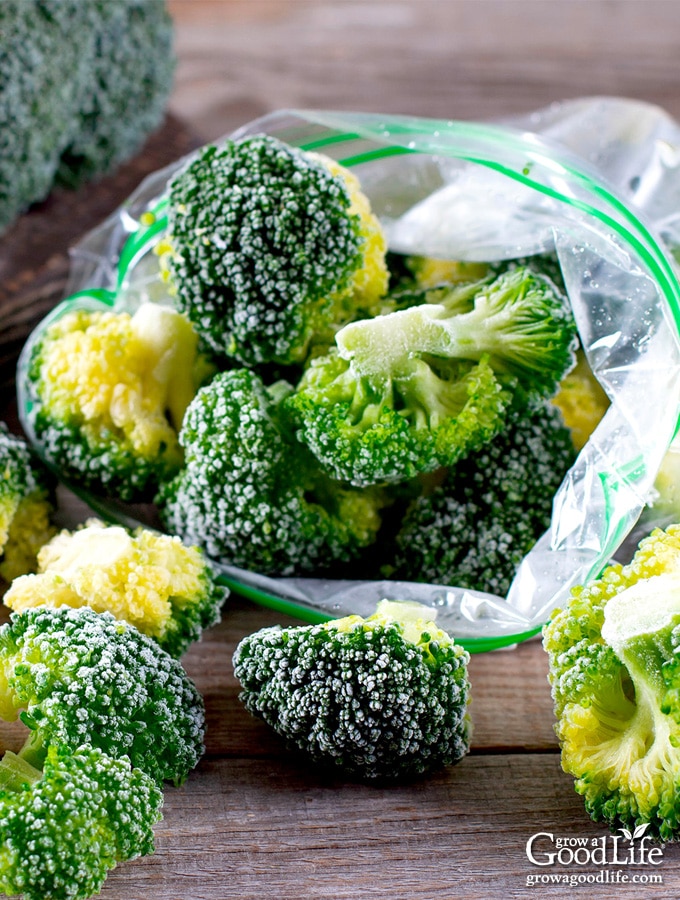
<box><xmin>286</xmin><ymin>265</ymin><xmax>575</xmax><ymax>487</ymax></box>
<box><xmin>233</xmin><ymin>599</ymin><xmax>470</xmax><ymax>780</ymax></box>
<box><xmin>543</xmin><ymin>524</ymin><xmax>680</xmax><ymax>840</ymax></box>
<box><xmin>0</xmin><ymin>743</ymin><xmax>162</xmax><ymax>900</ymax></box>
<box><xmin>4</xmin><ymin>518</ymin><xmax>227</xmax><ymax>658</ymax></box>
<box><xmin>0</xmin><ymin>0</ymin><xmax>174</xmax><ymax>231</ymax></box>
<box><xmin>391</xmin><ymin>400</ymin><xmax>576</xmax><ymax>595</ymax></box>
<box><xmin>25</xmin><ymin>302</ymin><xmax>209</xmax><ymax>501</ymax></box>
<box><xmin>56</xmin><ymin>0</ymin><xmax>174</xmax><ymax>187</ymax></box>
<box><xmin>157</xmin><ymin>368</ymin><xmax>386</xmax><ymax>576</ymax></box>
<box><xmin>162</xmin><ymin>134</ymin><xmax>388</xmax><ymax>366</ymax></box>
<box><xmin>0</xmin><ymin>425</ymin><xmax>56</xmax><ymax>583</ymax></box>
<box><xmin>0</xmin><ymin>605</ymin><xmax>205</xmax><ymax>787</ymax></box>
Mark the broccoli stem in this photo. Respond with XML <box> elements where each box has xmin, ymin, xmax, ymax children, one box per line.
<box><xmin>0</xmin><ymin>751</ymin><xmax>41</xmax><ymax>792</ymax></box>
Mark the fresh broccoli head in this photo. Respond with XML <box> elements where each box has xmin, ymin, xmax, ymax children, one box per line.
<box><xmin>162</xmin><ymin>134</ymin><xmax>388</xmax><ymax>366</ymax></box>
<box><xmin>157</xmin><ymin>368</ymin><xmax>386</xmax><ymax>576</ymax></box>
<box><xmin>0</xmin><ymin>743</ymin><xmax>162</xmax><ymax>900</ymax></box>
<box><xmin>26</xmin><ymin>302</ymin><xmax>209</xmax><ymax>501</ymax></box>
<box><xmin>392</xmin><ymin>399</ymin><xmax>576</xmax><ymax>596</ymax></box>
<box><xmin>0</xmin><ymin>425</ymin><xmax>55</xmax><ymax>583</ymax></box>
<box><xmin>0</xmin><ymin>605</ymin><xmax>205</xmax><ymax>787</ymax></box>
<box><xmin>544</xmin><ymin>524</ymin><xmax>680</xmax><ymax>840</ymax></box>
<box><xmin>233</xmin><ymin>599</ymin><xmax>470</xmax><ymax>780</ymax></box>
<box><xmin>4</xmin><ymin>518</ymin><xmax>226</xmax><ymax>658</ymax></box>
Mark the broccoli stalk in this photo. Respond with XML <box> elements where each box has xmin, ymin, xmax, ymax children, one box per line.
<box><xmin>336</xmin><ymin>266</ymin><xmax>576</xmax><ymax>395</ymax></box>
<box><xmin>544</xmin><ymin>524</ymin><xmax>680</xmax><ymax>840</ymax></box>
<box><xmin>3</xmin><ymin>518</ymin><xmax>227</xmax><ymax>658</ymax></box>
<box><xmin>233</xmin><ymin>599</ymin><xmax>471</xmax><ymax>781</ymax></box>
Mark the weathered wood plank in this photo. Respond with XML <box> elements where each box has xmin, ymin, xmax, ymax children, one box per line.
<box><xmin>96</xmin><ymin>754</ymin><xmax>680</xmax><ymax>900</ymax></box>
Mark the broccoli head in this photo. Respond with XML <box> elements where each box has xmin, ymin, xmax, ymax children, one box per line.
<box><xmin>0</xmin><ymin>425</ymin><xmax>55</xmax><ymax>583</ymax></box>
<box><xmin>157</xmin><ymin>368</ymin><xmax>386</xmax><ymax>576</ymax></box>
<box><xmin>4</xmin><ymin>518</ymin><xmax>227</xmax><ymax>658</ymax></box>
<box><xmin>286</xmin><ymin>265</ymin><xmax>576</xmax><ymax>487</ymax></box>
<box><xmin>162</xmin><ymin>134</ymin><xmax>388</xmax><ymax>366</ymax></box>
<box><xmin>392</xmin><ymin>399</ymin><xmax>576</xmax><ymax>595</ymax></box>
<box><xmin>0</xmin><ymin>743</ymin><xmax>162</xmax><ymax>900</ymax></box>
<box><xmin>26</xmin><ymin>302</ymin><xmax>209</xmax><ymax>501</ymax></box>
<box><xmin>0</xmin><ymin>605</ymin><xmax>205</xmax><ymax>787</ymax></box>
<box><xmin>544</xmin><ymin>524</ymin><xmax>680</xmax><ymax>840</ymax></box>
<box><xmin>233</xmin><ymin>599</ymin><xmax>470</xmax><ymax>781</ymax></box>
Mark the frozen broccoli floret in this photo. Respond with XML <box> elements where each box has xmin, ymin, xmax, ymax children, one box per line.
<box><xmin>0</xmin><ymin>605</ymin><xmax>205</xmax><ymax>787</ymax></box>
<box><xmin>286</xmin><ymin>266</ymin><xmax>575</xmax><ymax>486</ymax></box>
<box><xmin>0</xmin><ymin>743</ymin><xmax>162</xmax><ymax>900</ymax></box>
<box><xmin>233</xmin><ymin>599</ymin><xmax>470</xmax><ymax>780</ymax></box>
<box><xmin>25</xmin><ymin>302</ymin><xmax>209</xmax><ymax>501</ymax></box>
<box><xmin>544</xmin><ymin>524</ymin><xmax>680</xmax><ymax>840</ymax></box>
<box><xmin>162</xmin><ymin>134</ymin><xmax>388</xmax><ymax>366</ymax></box>
<box><xmin>392</xmin><ymin>400</ymin><xmax>576</xmax><ymax>595</ymax></box>
<box><xmin>4</xmin><ymin>518</ymin><xmax>227</xmax><ymax>658</ymax></box>
<box><xmin>0</xmin><ymin>424</ymin><xmax>55</xmax><ymax>583</ymax></box>
<box><xmin>157</xmin><ymin>368</ymin><xmax>386</xmax><ymax>576</ymax></box>
<box><xmin>0</xmin><ymin>0</ymin><xmax>174</xmax><ymax>231</ymax></box>
<box><xmin>56</xmin><ymin>0</ymin><xmax>175</xmax><ymax>187</ymax></box>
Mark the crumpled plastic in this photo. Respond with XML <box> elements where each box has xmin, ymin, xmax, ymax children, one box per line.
<box><xmin>17</xmin><ymin>96</ymin><xmax>680</xmax><ymax>650</ymax></box>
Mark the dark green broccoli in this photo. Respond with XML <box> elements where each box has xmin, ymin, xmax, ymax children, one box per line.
<box><xmin>233</xmin><ymin>599</ymin><xmax>471</xmax><ymax>781</ymax></box>
<box><xmin>391</xmin><ymin>400</ymin><xmax>576</xmax><ymax>596</ymax></box>
<box><xmin>157</xmin><ymin>368</ymin><xmax>386</xmax><ymax>576</ymax></box>
<box><xmin>286</xmin><ymin>266</ymin><xmax>576</xmax><ymax>486</ymax></box>
<box><xmin>0</xmin><ymin>605</ymin><xmax>205</xmax><ymax>787</ymax></box>
<box><xmin>0</xmin><ymin>424</ymin><xmax>56</xmax><ymax>583</ymax></box>
<box><xmin>24</xmin><ymin>302</ymin><xmax>208</xmax><ymax>501</ymax></box>
<box><xmin>0</xmin><ymin>0</ymin><xmax>174</xmax><ymax>231</ymax></box>
<box><xmin>161</xmin><ymin>134</ymin><xmax>388</xmax><ymax>366</ymax></box>
<box><xmin>0</xmin><ymin>743</ymin><xmax>162</xmax><ymax>900</ymax></box>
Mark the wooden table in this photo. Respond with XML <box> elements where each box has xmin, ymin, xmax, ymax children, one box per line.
<box><xmin>4</xmin><ymin>2</ymin><xmax>680</xmax><ymax>897</ymax></box>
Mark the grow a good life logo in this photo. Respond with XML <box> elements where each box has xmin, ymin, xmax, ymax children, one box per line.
<box><xmin>525</xmin><ymin>823</ymin><xmax>665</xmax><ymax>887</ymax></box>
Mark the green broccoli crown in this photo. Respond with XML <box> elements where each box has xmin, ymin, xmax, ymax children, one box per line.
<box><xmin>0</xmin><ymin>424</ymin><xmax>55</xmax><ymax>582</ymax></box>
<box><xmin>0</xmin><ymin>743</ymin><xmax>162</xmax><ymax>900</ymax></box>
<box><xmin>286</xmin><ymin>347</ymin><xmax>512</xmax><ymax>487</ymax></box>
<box><xmin>0</xmin><ymin>606</ymin><xmax>205</xmax><ymax>787</ymax></box>
<box><xmin>164</xmin><ymin>134</ymin><xmax>365</xmax><ymax>366</ymax></box>
<box><xmin>233</xmin><ymin>600</ymin><xmax>471</xmax><ymax>781</ymax></box>
<box><xmin>392</xmin><ymin>399</ymin><xmax>576</xmax><ymax>595</ymax></box>
<box><xmin>157</xmin><ymin>368</ymin><xmax>386</xmax><ymax>576</ymax></box>
<box><xmin>543</xmin><ymin>525</ymin><xmax>680</xmax><ymax>840</ymax></box>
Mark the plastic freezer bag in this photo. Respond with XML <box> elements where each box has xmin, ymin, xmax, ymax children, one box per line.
<box><xmin>16</xmin><ymin>97</ymin><xmax>680</xmax><ymax>651</ymax></box>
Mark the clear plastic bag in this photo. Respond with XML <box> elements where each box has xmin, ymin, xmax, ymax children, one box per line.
<box><xmin>16</xmin><ymin>97</ymin><xmax>680</xmax><ymax>651</ymax></box>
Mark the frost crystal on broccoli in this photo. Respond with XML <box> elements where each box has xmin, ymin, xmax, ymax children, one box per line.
<box><xmin>0</xmin><ymin>606</ymin><xmax>205</xmax><ymax>787</ymax></box>
<box><xmin>164</xmin><ymin>134</ymin><xmax>385</xmax><ymax>365</ymax></box>
<box><xmin>234</xmin><ymin>603</ymin><xmax>470</xmax><ymax>780</ymax></box>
